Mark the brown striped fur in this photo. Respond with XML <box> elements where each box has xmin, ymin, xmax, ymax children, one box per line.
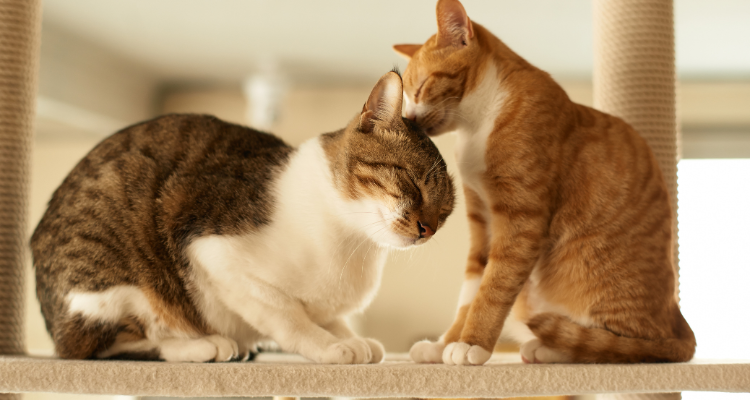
<box><xmin>31</xmin><ymin>71</ymin><xmax>455</xmax><ymax>361</ymax></box>
<box><xmin>397</xmin><ymin>0</ymin><xmax>695</xmax><ymax>364</ymax></box>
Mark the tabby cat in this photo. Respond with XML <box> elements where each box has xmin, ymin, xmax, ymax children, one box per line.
<box><xmin>31</xmin><ymin>71</ymin><xmax>455</xmax><ymax>363</ymax></box>
<box><xmin>394</xmin><ymin>0</ymin><xmax>695</xmax><ymax>365</ymax></box>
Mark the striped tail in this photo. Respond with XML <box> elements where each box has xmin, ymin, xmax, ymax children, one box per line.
<box><xmin>526</xmin><ymin>311</ymin><xmax>696</xmax><ymax>363</ymax></box>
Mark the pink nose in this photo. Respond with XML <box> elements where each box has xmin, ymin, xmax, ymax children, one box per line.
<box><xmin>405</xmin><ymin>110</ymin><xmax>417</xmax><ymax>121</ymax></box>
<box><xmin>418</xmin><ymin>221</ymin><xmax>434</xmax><ymax>238</ymax></box>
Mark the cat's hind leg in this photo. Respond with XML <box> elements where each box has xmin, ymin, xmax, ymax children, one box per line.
<box><xmin>519</xmin><ymin>338</ymin><xmax>570</xmax><ymax>364</ymax></box>
<box><xmin>77</xmin><ymin>313</ymin><xmax>241</xmax><ymax>362</ymax></box>
<box><xmin>98</xmin><ymin>334</ymin><xmax>239</xmax><ymax>362</ymax></box>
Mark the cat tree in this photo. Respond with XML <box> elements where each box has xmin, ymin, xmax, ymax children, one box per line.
<box><xmin>1</xmin><ymin>0</ymin><xmax>748</xmax><ymax>399</ymax></box>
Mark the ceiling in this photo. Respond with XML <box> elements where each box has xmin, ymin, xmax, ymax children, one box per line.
<box><xmin>41</xmin><ymin>0</ymin><xmax>750</xmax><ymax>86</ymax></box>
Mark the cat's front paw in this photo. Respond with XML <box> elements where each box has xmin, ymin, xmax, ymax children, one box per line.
<box><xmin>319</xmin><ymin>337</ymin><xmax>372</xmax><ymax>364</ymax></box>
<box><xmin>442</xmin><ymin>342</ymin><xmax>491</xmax><ymax>366</ymax></box>
<box><xmin>410</xmin><ymin>340</ymin><xmax>445</xmax><ymax>363</ymax></box>
<box><xmin>520</xmin><ymin>338</ymin><xmax>569</xmax><ymax>364</ymax></box>
<box><xmin>364</xmin><ymin>338</ymin><xmax>385</xmax><ymax>363</ymax></box>
<box><xmin>205</xmin><ymin>335</ymin><xmax>240</xmax><ymax>362</ymax></box>
<box><xmin>160</xmin><ymin>335</ymin><xmax>239</xmax><ymax>362</ymax></box>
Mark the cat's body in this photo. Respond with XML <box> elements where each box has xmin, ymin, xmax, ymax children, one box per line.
<box><xmin>32</xmin><ymin>72</ymin><xmax>455</xmax><ymax>363</ymax></box>
<box><xmin>396</xmin><ymin>0</ymin><xmax>695</xmax><ymax>365</ymax></box>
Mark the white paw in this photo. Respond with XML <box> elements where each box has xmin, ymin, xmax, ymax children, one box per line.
<box><xmin>442</xmin><ymin>342</ymin><xmax>491</xmax><ymax>366</ymax></box>
<box><xmin>319</xmin><ymin>337</ymin><xmax>372</xmax><ymax>364</ymax></box>
<box><xmin>159</xmin><ymin>338</ymin><xmax>215</xmax><ymax>362</ymax></box>
<box><xmin>159</xmin><ymin>336</ymin><xmax>237</xmax><ymax>362</ymax></box>
<box><xmin>364</xmin><ymin>338</ymin><xmax>385</xmax><ymax>363</ymax></box>
<box><xmin>520</xmin><ymin>338</ymin><xmax>569</xmax><ymax>364</ymax></box>
<box><xmin>409</xmin><ymin>340</ymin><xmax>445</xmax><ymax>363</ymax></box>
<box><xmin>204</xmin><ymin>335</ymin><xmax>240</xmax><ymax>362</ymax></box>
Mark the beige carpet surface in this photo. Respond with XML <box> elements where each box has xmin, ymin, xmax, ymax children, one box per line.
<box><xmin>1</xmin><ymin>353</ymin><xmax>748</xmax><ymax>398</ymax></box>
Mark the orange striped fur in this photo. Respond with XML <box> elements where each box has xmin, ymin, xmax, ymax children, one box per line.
<box><xmin>398</xmin><ymin>0</ymin><xmax>695</xmax><ymax>364</ymax></box>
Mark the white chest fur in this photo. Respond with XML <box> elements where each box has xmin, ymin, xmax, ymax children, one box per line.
<box><xmin>187</xmin><ymin>138</ymin><xmax>388</xmax><ymax>347</ymax></box>
<box><xmin>453</xmin><ymin>61</ymin><xmax>507</xmax><ymax>207</ymax></box>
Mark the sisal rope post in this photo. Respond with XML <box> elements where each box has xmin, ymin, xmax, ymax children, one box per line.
<box><xmin>593</xmin><ymin>0</ymin><xmax>680</xmax><ymax>284</ymax></box>
<box><xmin>593</xmin><ymin>0</ymin><xmax>681</xmax><ymax>399</ymax></box>
<box><xmin>1</xmin><ymin>0</ymin><xmax>42</xmax><ymax>397</ymax></box>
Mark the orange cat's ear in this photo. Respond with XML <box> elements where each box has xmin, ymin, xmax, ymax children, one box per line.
<box><xmin>393</xmin><ymin>44</ymin><xmax>422</xmax><ymax>60</ymax></box>
<box><xmin>436</xmin><ymin>0</ymin><xmax>474</xmax><ymax>48</ymax></box>
<box><xmin>359</xmin><ymin>71</ymin><xmax>403</xmax><ymax>133</ymax></box>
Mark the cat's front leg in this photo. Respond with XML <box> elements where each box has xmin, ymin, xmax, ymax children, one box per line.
<box><xmin>444</xmin><ymin>199</ymin><xmax>547</xmax><ymax>366</ymax></box>
<box><xmin>211</xmin><ymin>276</ymin><xmax>373</xmax><ymax>363</ymax></box>
<box><xmin>191</xmin><ymin>238</ymin><xmax>375</xmax><ymax>364</ymax></box>
<box><xmin>411</xmin><ymin>187</ymin><xmax>489</xmax><ymax>364</ymax></box>
<box><xmin>323</xmin><ymin>318</ymin><xmax>385</xmax><ymax>363</ymax></box>
<box><xmin>247</xmin><ymin>304</ymin><xmax>374</xmax><ymax>364</ymax></box>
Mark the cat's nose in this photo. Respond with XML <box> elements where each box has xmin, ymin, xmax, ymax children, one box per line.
<box><xmin>417</xmin><ymin>221</ymin><xmax>435</xmax><ymax>239</ymax></box>
<box><xmin>405</xmin><ymin>110</ymin><xmax>417</xmax><ymax>122</ymax></box>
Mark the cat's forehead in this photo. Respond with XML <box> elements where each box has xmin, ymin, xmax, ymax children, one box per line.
<box><xmin>404</xmin><ymin>38</ymin><xmax>455</xmax><ymax>86</ymax></box>
<box><xmin>370</xmin><ymin>127</ymin><xmax>444</xmax><ymax>173</ymax></box>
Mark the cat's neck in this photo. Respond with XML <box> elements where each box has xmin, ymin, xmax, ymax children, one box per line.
<box><xmin>454</xmin><ymin>57</ymin><xmax>573</xmax><ymax>140</ymax></box>
<box><xmin>272</xmin><ymin>135</ymin><xmax>386</xmax><ymax>260</ymax></box>
<box><xmin>455</xmin><ymin>60</ymin><xmax>508</xmax><ymax>136</ymax></box>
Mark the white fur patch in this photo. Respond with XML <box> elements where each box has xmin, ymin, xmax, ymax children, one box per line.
<box><xmin>457</xmin><ymin>277</ymin><xmax>481</xmax><ymax>308</ymax></box>
<box><xmin>66</xmin><ymin>286</ymin><xmax>152</xmax><ymax>324</ymax></box>
<box><xmin>409</xmin><ymin>340</ymin><xmax>445</xmax><ymax>363</ymax></box>
<box><xmin>185</xmin><ymin>137</ymin><xmax>396</xmax><ymax>363</ymax></box>
<box><xmin>453</xmin><ymin>61</ymin><xmax>507</xmax><ymax>202</ymax></box>
<box><xmin>96</xmin><ymin>338</ymin><xmax>157</xmax><ymax>359</ymax></box>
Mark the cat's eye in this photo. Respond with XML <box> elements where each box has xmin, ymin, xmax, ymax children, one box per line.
<box><xmin>414</xmin><ymin>79</ymin><xmax>427</xmax><ymax>101</ymax></box>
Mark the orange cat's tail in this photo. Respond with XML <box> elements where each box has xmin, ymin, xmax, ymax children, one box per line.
<box><xmin>526</xmin><ymin>310</ymin><xmax>696</xmax><ymax>364</ymax></box>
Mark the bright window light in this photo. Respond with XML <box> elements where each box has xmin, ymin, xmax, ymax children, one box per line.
<box><xmin>678</xmin><ymin>159</ymin><xmax>750</xmax><ymax>400</ymax></box>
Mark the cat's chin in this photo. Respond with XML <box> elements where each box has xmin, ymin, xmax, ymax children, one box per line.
<box><xmin>375</xmin><ymin>232</ymin><xmax>429</xmax><ymax>250</ymax></box>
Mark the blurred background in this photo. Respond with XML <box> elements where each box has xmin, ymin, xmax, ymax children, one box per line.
<box><xmin>25</xmin><ymin>0</ymin><xmax>749</xmax><ymax>399</ymax></box>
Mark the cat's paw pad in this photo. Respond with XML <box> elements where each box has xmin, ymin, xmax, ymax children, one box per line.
<box><xmin>320</xmin><ymin>337</ymin><xmax>372</xmax><ymax>364</ymax></box>
<box><xmin>409</xmin><ymin>340</ymin><xmax>445</xmax><ymax>363</ymax></box>
<box><xmin>204</xmin><ymin>335</ymin><xmax>240</xmax><ymax>362</ymax></box>
<box><xmin>442</xmin><ymin>342</ymin><xmax>491</xmax><ymax>366</ymax></box>
<box><xmin>364</xmin><ymin>338</ymin><xmax>385</xmax><ymax>363</ymax></box>
<box><xmin>520</xmin><ymin>338</ymin><xmax>569</xmax><ymax>364</ymax></box>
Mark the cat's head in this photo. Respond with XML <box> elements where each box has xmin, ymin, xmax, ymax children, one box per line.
<box><xmin>393</xmin><ymin>0</ymin><xmax>512</xmax><ymax>136</ymax></box>
<box><xmin>323</xmin><ymin>70</ymin><xmax>455</xmax><ymax>249</ymax></box>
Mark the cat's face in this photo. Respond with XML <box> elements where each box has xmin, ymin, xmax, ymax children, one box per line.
<box><xmin>325</xmin><ymin>71</ymin><xmax>455</xmax><ymax>249</ymax></box>
<box><xmin>393</xmin><ymin>0</ymin><xmax>483</xmax><ymax>137</ymax></box>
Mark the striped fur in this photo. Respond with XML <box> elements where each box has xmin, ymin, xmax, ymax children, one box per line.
<box><xmin>31</xmin><ymin>71</ymin><xmax>455</xmax><ymax>363</ymax></box>
<box><xmin>399</xmin><ymin>0</ymin><xmax>695</xmax><ymax>365</ymax></box>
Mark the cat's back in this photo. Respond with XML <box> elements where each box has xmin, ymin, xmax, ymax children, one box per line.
<box><xmin>32</xmin><ymin>114</ymin><xmax>294</xmax><ymax>309</ymax></box>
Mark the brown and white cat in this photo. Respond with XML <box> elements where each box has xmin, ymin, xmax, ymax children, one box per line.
<box><xmin>394</xmin><ymin>0</ymin><xmax>695</xmax><ymax>365</ymax></box>
<box><xmin>31</xmin><ymin>71</ymin><xmax>455</xmax><ymax>363</ymax></box>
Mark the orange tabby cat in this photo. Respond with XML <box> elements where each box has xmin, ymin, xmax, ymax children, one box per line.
<box><xmin>394</xmin><ymin>0</ymin><xmax>695</xmax><ymax>365</ymax></box>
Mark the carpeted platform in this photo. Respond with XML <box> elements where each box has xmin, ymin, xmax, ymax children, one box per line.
<box><xmin>1</xmin><ymin>353</ymin><xmax>748</xmax><ymax>398</ymax></box>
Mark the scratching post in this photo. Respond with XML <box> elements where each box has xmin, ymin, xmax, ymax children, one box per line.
<box><xmin>593</xmin><ymin>0</ymin><xmax>680</xmax><ymax>275</ymax></box>
<box><xmin>0</xmin><ymin>0</ymin><xmax>42</xmax><ymax>398</ymax></box>
<box><xmin>593</xmin><ymin>0</ymin><xmax>680</xmax><ymax>399</ymax></box>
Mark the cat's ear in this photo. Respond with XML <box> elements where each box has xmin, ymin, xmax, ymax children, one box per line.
<box><xmin>393</xmin><ymin>44</ymin><xmax>423</xmax><ymax>60</ymax></box>
<box><xmin>359</xmin><ymin>71</ymin><xmax>403</xmax><ymax>133</ymax></box>
<box><xmin>436</xmin><ymin>0</ymin><xmax>474</xmax><ymax>48</ymax></box>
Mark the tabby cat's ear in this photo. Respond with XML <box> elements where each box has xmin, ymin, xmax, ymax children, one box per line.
<box><xmin>436</xmin><ymin>0</ymin><xmax>474</xmax><ymax>48</ymax></box>
<box><xmin>359</xmin><ymin>71</ymin><xmax>403</xmax><ymax>133</ymax></box>
<box><xmin>393</xmin><ymin>44</ymin><xmax>423</xmax><ymax>60</ymax></box>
